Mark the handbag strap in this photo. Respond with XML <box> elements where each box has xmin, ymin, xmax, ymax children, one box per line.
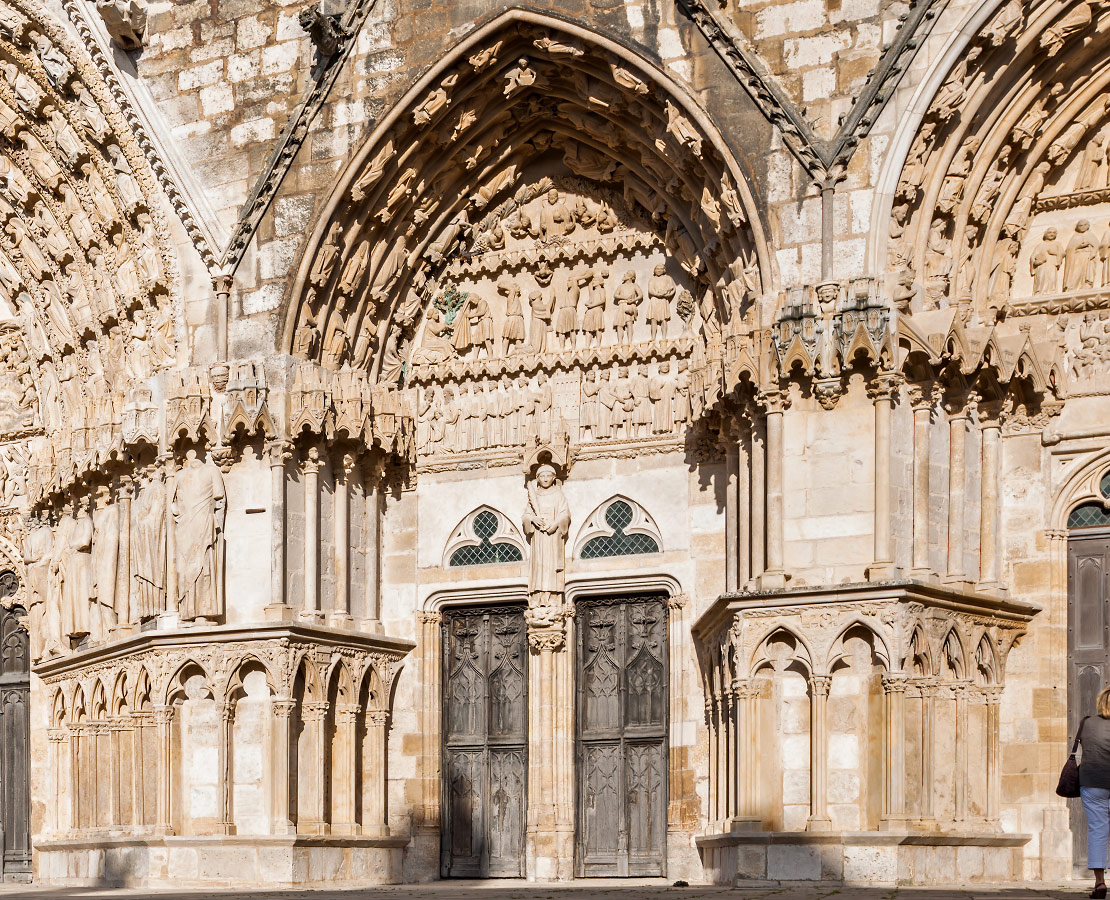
<box><xmin>1072</xmin><ymin>716</ymin><xmax>1090</xmax><ymax>758</ymax></box>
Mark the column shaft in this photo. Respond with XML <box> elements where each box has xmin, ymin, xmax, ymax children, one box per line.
<box><xmin>946</xmin><ymin>410</ymin><xmax>967</xmax><ymax>581</ymax></box>
<box><xmin>271</xmin><ymin>700</ymin><xmax>296</xmax><ymax>834</ymax></box>
<box><xmin>762</xmin><ymin>394</ymin><xmax>787</xmax><ymax>588</ymax></box>
<box><xmin>869</xmin><ymin>377</ymin><xmax>898</xmax><ymax>578</ymax></box>
<box><xmin>364</xmin><ymin>477</ymin><xmax>382</xmax><ymax>629</ymax></box>
<box><xmin>881</xmin><ymin>677</ymin><xmax>907</xmax><ymax>827</ymax></box>
<box><xmin>332</xmin><ymin>455</ymin><xmax>353</xmax><ymax>625</ymax></box>
<box><xmin>807</xmin><ymin>676</ymin><xmax>832</xmax><ymax>830</ymax></box>
<box><xmin>725</xmin><ymin>440</ymin><xmax>739</xmax><ymax>592</ymax></box>
<box><xmin>266</xmin><ymin>442</ymin><xmax>290</xmax><ymax>620</ymax></box>
<box><xmin>217</xmin><ymin>702</ymin><xmax>234</xmax><ymax>834</ymax></box>
<box><xmin>979</xmin><ymin>422</ymin><xmax>1002</xmax><ymax>588</ymax></box>
<box><xmin>154</xmin><ymin>706</ymin><xmax>174</xmax><ymax>834</ymax></box>
<box><xmin>751</xmin><ymin>419</ymin><xmax>766</xmax><ymax>579</ymax></box>
<box><xmin>334</xmin><ymin>707</ymin><xmax>359</xmax><ymax>833</ymax></box>
<box><xmin>302</xmin><ymin>449</ymin><xmax>322</xmax><ymax>621</ymax></box>
<box><xmin>954</xmin><ymin>685</ymin><xmax>969</xmax><ymax>822</ymax></box>
<box><xmin>364</xmin><ymin>710</ymin><xmax>390</xmax><ymax>836</ymax></box>
<box><xmin>911</xmin><ymin>394</ymin><xmax>932</xmax><ymax>575</ymax></box>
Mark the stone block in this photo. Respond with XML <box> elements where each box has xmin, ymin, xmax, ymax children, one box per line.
<box><xmin>767</xmin><ymin>842</ymin><xmax>822</xmax><ymax>880</ymax></box>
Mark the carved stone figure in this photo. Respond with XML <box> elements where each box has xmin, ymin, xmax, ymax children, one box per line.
<box><xmin>582</xmin><ymin>271</ymin><xmax>607</xmax><ymax>346</ymax></box>
<box><xmin>553</xmin><ymin>276</ymin><xmax>578</xmax><ymax>350</ymax></box>
<box><xmin>650</xmin><ymin>362</ymin><xmax>676</xmax><ymax>435</ymax></box>
<box><xmin>171</xmin><ymin>449</ymin><xmax>226</xmax><ymax>622</ymax></box>
<box><xmin>107</xmin><ymin>143</ymin><xmax>144</xmax><ymax>215</ymax></box>
<box><xmin>1040</xmin><ymin>0</ymin><xmax>1094</xmax><ymax>57</ymax></box>
<box><xmin>1063</xmin><ymin>220</ymin><xmax>1099</xmax><ymax>292</ymax></box>
<box><xmin>25</xmin><ymin>517</ymin><xmax>59</xmax><ymax>660</ymax></box>
<box><xmin>131</xmin><ymin>468</ymin><xmax>166</xmax><ymax>620</ymax></box>
<box><xmin>665</xmin><ymin>101</ymin><xmax>701</xmax><ymax>157</ymax></box>
<box><xmin>614</xmin><ymin>271</ymin><xmax>642</xmax><ymax>345</ymax></box>
<box><xmin>453</xmin><ymin>294</ymin><xmax>494</xmax><ymax>359</ymax></box>
<box><xmin>59</xmin><ymin>507</ymin><xmax>94</xmax><ymax>640</ymax></box>
<box><xmin>646</xmin><ymin>264</ymin><xmax>676</xmax><ymax>341</ymax></box>
<box><xmin>499</xmin><ymin>277</ymin><xmax>525</xmax><ymax>354</ymax></box>
<box><xmin>522</xmin><ymin>464</ymin><xmax>570</xmax><ymax>604</ymax></box>
<box><xmin>1031</xmin><ymin>228</ymin><xmax>1063</xmax><ymax>295</ymax></box>
<box><xmin>294</xmin><ymin>313</ymin><xmax>321</xmax><ymax>359</ymax></box>
<box><xmin>504</xmin><ymin>58</ymin><xmax>537</xmax><ymax>96</ymax></box>
<box><xmin>528</xmin><ymin>290</ymin><xmax>552</xmax><ymax>354</ymax></box>
<box><xmin>96</xmin><ymin>0</ymin><xmax>147</xmax><ymax>51</ymax></box>
<box><xmin>350</xmin><ymin>139</ymin><xmax>395</xmax><ymax>201</ymax></box>
<box><xmin>1079</xmin><ymin>127</ymin><xmax>1110</xmax><ymax>190</ymax></box>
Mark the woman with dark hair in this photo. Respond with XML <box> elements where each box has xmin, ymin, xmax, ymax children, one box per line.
<box><xmin>1081</xmin><ymin>686</ymin><xmax>1110</xmax><ymax>898</ymax></box>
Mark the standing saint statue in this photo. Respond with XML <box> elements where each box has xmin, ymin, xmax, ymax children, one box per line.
<box><xmin>522</xmin><ymin>464</ymin><xmax>571</xmax><ymax>609</ymax></box>
<box><xmin>172</xmin><ymin>449</ymin><xmax>226</xmax><ymax>622</ymax></box>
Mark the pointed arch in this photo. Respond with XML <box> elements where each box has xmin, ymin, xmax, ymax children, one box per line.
<box><xmin>283</xmin><ymin>8</ymin><xmax>773</xmax><ymax>383</ymax></box>
<box><xmin>750</xmin><ymin>624</ymin><xmax>814</xmax><ymax>678</ymax></box>
<box><xmin>225</xmin><ymin>654</ymin><xmax>276</xmax><ymax>704</ymax></box>
<box><xmin>940</xmin><ymin>627</ymin><xmax>969</xmax><ymax>680</ymax></box>
<box><xmin>443</xmin><ymin>504</ymin><xmax>527</xmax><ymax>567</ymax></box>
<box><xmin>132</xmin><ymin>665</ymin><xmax>153</xmax><ymax>712</ymax></box>
<box><xmin>825</xmin><ymin>619</ymin><xmax>892</xmax><ymax>673</ymax></box>
<box><xmin>164</xmin><ymin>659</ymin><xmax>212</xmax><ymax>706</ymax></box>
<box><xmin>50</xmin><ymin>685</ymin><xmax>65</xmax><ymax>727</ymax></box>
<box><xmin>575</xmin><ymin>494</ymin><xmax>662</xmax><ymax>559</ymax></box>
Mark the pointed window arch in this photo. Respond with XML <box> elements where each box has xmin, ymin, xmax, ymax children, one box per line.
<box><xmin>445</xmin><ymin>506</ymin><xmax>526</xmax><ymax>567</ymax></box>
<box><xmin>576</xmin><ymin>496</ymin><xmax>661</xmax><ymax>559</ymax></box>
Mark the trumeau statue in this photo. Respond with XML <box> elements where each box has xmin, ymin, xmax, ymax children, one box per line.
<box><xmin>171</xmin><ymin>449</ymin><xmax>226</xmax><ymax>622</ymax></box>
<box><xmin>522</xmin><ymin>463</ymin><xmax>570</xmax><ymax>606</ymax></box>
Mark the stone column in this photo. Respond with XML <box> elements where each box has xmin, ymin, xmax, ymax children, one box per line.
<box><xmin>364</xmin><ymin>466</ymin><xmax>382</xmax><ymax>631</ymax></box>
<box><xmin>984</xmin><ymin>685</ymin><xmax>1002</xmax><ymax>824</ymax></box>
<box><xmin>270</xmin><ymin>698</ymin><xmax>296</xmax><ymax>834</ymax></box>
<box><xmin>162</xmin><ymin>455</ymin><xmax>178</xmax><ymax>625</ymax></box>
<box><xmin>751</xmin><ymin>417</ymin><xmax>766</xmax><ymax>581</ymax></box>
<box><xmin>953</xmin><ymin>683</ymin><xmax>969</xmax><ymax>822</ymax></box>
<box><xmin>68</xmin><ymin>725</ymin><xmax>82</xmax><ymax>832</ymax></box>
<box><xmin>733</xmin><ymin>680</ymin><xmax>762</xmax><ymax>828</ymax></box>
<box><xmin>978</xmin><ymin>416</ymin><xmax>1003</xmax><ymax>590</ymax></box>
<box><xmin>916</xmin><ymin>679</ymin><xmax>937</xmax><ymax>825</ymax></box>
<box><xmin>108</xmin><ymin>718</ymin><xmax>125</xmax><ymax>828</ymax></box>
<box><xmin>666</xmin><ymin>594</ymin><xmax>692</xmax><ymax>832</ymax></box>
<box><xmin>115</xmin><ymin>479</ymin><xmax>132</xmax><ymax>631</ymax></box>
<box><xmin>331</xmin><ymin>453</ymin><xmax>355</xmax><ymax>627</ymax></box>
<box><xmin>300</xmin><ymin>700</ymin><xmax>329</xmax><ymax>834</ymax></box>
<box><xmin>265</xmin><ymin>441</ymin><xmax>292</xmax><ymax>622</ymax></box>
<box><xmin>880</xmin><ymin>675</ymin><xmax>908</xmax><ymax>828</ymax></box>
<box><xmin>526</xmin><ymin>613</ymin><xmax>574</xmax><ymax>881</ymax></box>
<box><xmin>760</xmin><ymin>391</ymin><xmax>788</xmax><ymax>589</ymax></box>
<box><xmin>806</xmin><ymin>674</ymin><xmax>832</xmax><ymax>831</ymax></box>
<box><xmin>301</xmin><ymin>447</ymin><xmax>323</xmax><ymax>622</ymax></box>
<box><xmin>153</xmin><ymin>705</ymin><xmax>174</xmax><ymax>835</ymax></box>
<box><xmin>131</xmin><ymin>714</ymin><xmax>146</xmax><ymax>828</ymax></box>
<box><xmin>738</xmin><ymin>428</ymin><xmax>751</xmax><ymax>586</ymax></box>
<box><xmin>719</xmin><ymin>692</ymin><xmax>733</xmax><ymax>823</ymax></box>
<box><xmin>909</xmin><ymin>386</ymin><xmax>934</xmax><ymax>577</ymax></box>
<box><xmin>724</xmin><ymin>436</ymin><xmax>739</xmax><ymax>593</ymax></box>
<box><xmin>868</xmin><ymin>375</ymin><xmax>899</xmax><ymax>579</ymax></box>
<box><xmin>333</xmin><ymin>704</ymin><xmax>359</xmax><ymax>834</ymax></box>
<box><xmin>217</xmin><ymin>700</ymin><xmax>235</xmax><ymax>835</ymax></box>
<box><xmin>417</xmin><ymin>610</ymin><xmax>442</xmax><ymax>837</ymax></box>
<box><xmin>364</xmin><ymin>709</ymin><xmax>390</xmax><ymax>837</ymax></box>
<box><xmin>945</xmin><ymin>400</ymin><xmax>968</xmax><ymax>583</ymax></box>
<box><xmin>48</xmin><ymin>730</ymin><xmax>67</xmax><ymax>834</ymax></box>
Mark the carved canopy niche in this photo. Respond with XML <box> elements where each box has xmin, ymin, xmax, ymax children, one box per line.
<box><xmin>887</xmin><ymin>0</ymin><xmax>1110</xmax><ymax>337</ymax></box>
<box><xmin>284</xmin><ymin>9</ymin><xmax>772</xmax><ymax>430</ymax></box>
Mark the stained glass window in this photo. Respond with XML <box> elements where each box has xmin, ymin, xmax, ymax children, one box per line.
<box><xmin>448</xmin><ymin>510</ymin><xmax>523</xmax><ymax>566</ymax></box>
<box><xmin>581</xmin><ymin>500</ymin><xmax>660</xmax><ymax>558</ymax></box>
<box><xmin>1069</xmin><ymin>502</ymin><xmax>1110</xmax><ymax>529</ymax></box>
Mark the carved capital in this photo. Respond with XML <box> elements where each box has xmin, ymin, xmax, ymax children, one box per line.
<box><xmin>758</xmin><ymin>388</ymin><xmax>790</xmax><ymax>415</ymax></box>
<box><xmin>666</xmin><ymin>593</ymin><xmax>688</xmax><ymax>611</ymax></box>
<box><xmin>813</xmin><ymin>378</ymin><xmax>844</xmax><ymax>410</ymax></box>
<box><xmin>809</xmin><ymin>674</ymin><xmax>831</xmax><ymax>697</ymax></box>
<box><xmin>527</xmin><ymin>626</ymin><xmax>566</xmax><ymax>652</ymax></box>
<box><xmin>419</xmin><ymin>610</ymin><xmax>442</xmax><ymax>626</ymax></box>
<box><xmin>302</xmin><ymin>700</ymin><xmax>329</xmax><ymax>719</ymax></box>
<box><xmin>881</xmin><ymin>674</ymin><xmax>909</xmax><ymax>694</ymax></box>
<box><xmin>906</xmin><ymin>382</ymin><xmax>935</xmax><ymax>414</ymax></box>
<box><xmin>365</xmin><ymin>709</ymin><xmax>390</xmax><ymax>726</ymax></box>
<box><xmin>265</xmin><ymin>440</ymin><xmax>293</xmax><ymax>468</ymax></box>
<box><xmin>153</xmin><ymin>705</ymin><xmax>174</xmax><ymax>725</ymax></box>
<box><xmin>866</xmin><ymin>372</ymin><xmax>902</xmax><ymax>403</ymax></box>
<box><xmin>272</xmin><ymin>698</ymin><xmax>296</xmax><ymax>718</ymax></box>
<box><xmin>302</xmin><ymin>445</ymin><xmax>322</xmax><ymax>475</ymax></box>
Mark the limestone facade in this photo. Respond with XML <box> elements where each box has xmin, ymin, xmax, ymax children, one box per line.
<box><xmin>0</xmin><ymin>0</ymin><xmax>1100</xmax><ymax>888</ymax></box>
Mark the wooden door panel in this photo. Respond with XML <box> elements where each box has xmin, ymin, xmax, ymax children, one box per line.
<box><xmin>1069</xmin><ymin>535</ymin><xmax>1110</xmax><ymax>874</ymax></box>
<box><xmin>576</xmin><ymin>596</ymin><xmax>667</xmax><ymax>877</ymax></box>
<box><xmin>442</xmin><ymin>606</ymin><xmax>526</xmax><ymax>879</ymax></box>
<box><xmin>0</xmin><ymin>606</ymin><xmax>29</xmax><ymax>876</ymax></box>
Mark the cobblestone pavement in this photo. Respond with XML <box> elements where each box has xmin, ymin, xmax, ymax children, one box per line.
<box><xmin>0</xmin><ymin>882</ymin><xmax>1094</xmax><ymax>899</ymax></box>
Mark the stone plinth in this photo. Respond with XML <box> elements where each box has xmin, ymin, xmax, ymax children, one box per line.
<box><xmin>696</xmin><ymin>830</ymin><xmax>1030</xmax><ymax>885</ymax></box>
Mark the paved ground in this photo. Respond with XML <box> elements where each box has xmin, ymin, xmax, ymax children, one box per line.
<box><xmin>0</xmin><ymin>883</ymin><xmax>1095</xmax><ymax>899</ymax></box>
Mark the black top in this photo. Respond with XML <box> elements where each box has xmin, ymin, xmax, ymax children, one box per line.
<box><xmin>1081</xmin><ymin>716</ymin><xmax>1110</xmax><ymax>789</ymax></box>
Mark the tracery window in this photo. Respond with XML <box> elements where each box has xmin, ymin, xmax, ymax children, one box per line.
<box><xmin>1068</xmin><ymin>472</ymin><xmax>1110</xmax><ymax>529</ymax></box>
<box><xmin>578</xmin><ymin>498</ymin><xmax>661</xmax><ymax>559</ymax></box>
<box><xmin>446</xmin><ymin>508</ymin><xmax>525</xmax><ymax>567</ymax></box>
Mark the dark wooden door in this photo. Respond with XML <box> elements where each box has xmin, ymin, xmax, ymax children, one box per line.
<box><xmin>1069</xmin><ymin>533</ymin><xmax>1110</xmax><ymax>872</ymax></box>
<box><xmin>0</xmin><ymin>603</ymin><xmax>30</xmax><ymax>877</ymax></box>
<box><xmin>576</xmin><ymin>595</ymin><xmax>668</xmax><ymax>877</ymax></box>
<box><xmin>441</xmin><ymin>606</ymin><xmax>527</xmax><ymax>878</ymax></box>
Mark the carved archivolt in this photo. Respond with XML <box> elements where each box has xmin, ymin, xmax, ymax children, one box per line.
<box><xmin>284</xmin><ymin>9</ymin><xmax>771</xmax><ymax>395</ymax></box>
<box><xmin>887</xmin><ymin>0</ymin><xmax>1110</xmax><ymax>329</ymax></box>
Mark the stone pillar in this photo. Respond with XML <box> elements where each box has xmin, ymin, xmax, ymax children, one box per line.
<box><xmin>418</xmin><ymin>611</ymin><xmax>441</xmax><ymax>838</ymax></box>
<box><xmin>868</xmin><ymin>374</ymin><xmax>899</xmax><ymax>579</ymax></box>
<box><xmin>217</xmin><ymin>700</ymin><xmax>235</xmax><ymax>835</ymax></box>
<box><xmin>760</xmin><ymin>391</ymin><xmax>788</xmax><ymax>589</ymax></box>
<box><xmin>48</xmin><ymin>730</ymin><xmax>67</xmax><ymax>834</ymax></box>
<box><xmin>806</xmin><ymin>674</ymin><xmax>832</xmax><ymax>831</ymax></box>
<box><xmin>331</xmin><ymin>453</ymin><xmax>355</xmax><ymax>627</ymax></box>
<box><xmin>666</xmin><ymin>594</ymin><xmax>693</xmax><ymax>833</ymax></box>
<box><xmin>978</xmin><ymin>416</ymin><xmax>1003</xmax><ymax>590</ymax></box>
<box><xmin>916</xmin><ymin>679</ymin><xmax>936</xmax><ymax>825</ymax></box>
<box><xmin>880</xmin><ymin>675</ymin><xmax>908</xmax><ymax>828</ymax></box>
<box><xmin>718</xmin><ymin>692</ymin><xmax>732</xmax><ymax>823</ymax></box>
<box><xmin>953</xmin><ymin>683</ymin><xmax>969</xmax><ymax>822</ymax></box>
<box><xmin>364</xmin><ymin>709</ymin><xmax>390</xmax><ymax>837</ymax></box>
<box><xmin>301</xmin><ymin>447</ymin><xmax>323</xmax><ymax>622</ymax></box>
<box><xmin>266</xmin><ymin>441</ymin><xmax>292</xmax><ymax>622</ymax></box>
<box><xmin>909</xmin><ymin>386</ymin><xmax>934</xmax><ymax>577</ymax></box>
<box><xmin>525</xmin><ymin>612</ymin><xmax>574</xmax><ymax>881</ymax></box>
<box><xmin>153</xmin><ymin>705</ymin><xmax>174</xmax><ymax>835</ymax></box>
<box><xmin>733</xmin><ymin>680</ymin><xmax>762</xmax><ymax>828</ymax></box>
<box><xmin>725</xmin><ymin>436</ymin><xmax>739</xmax><ymax>593</ymax></box>
<box><xmin>945</xmin><ymin>401</ymin><xmax>968</xmax><ymax>583</ymax></box>
<box><xmin>108</xmin><ymin>718</ymin><xmax>125</xmax><ymax>828</ymax></box>
<box><xmin>364</xmin><ymin>468</ymin><xmax>382</xmax><ymax>631</ymax></box>
<box><xmin>333</xmin><ymin>704</ymin><xmax>359</xmax><ymax>834</ymax></box>
<box><xmin>115</xmin><ymin>479</ymin><xmax>132</xmax><ymax>631</ymax></box>
<box><xmin>984</xmin><ymin>685</ymin><xmax>1002</xmax><ymax>825</ymax></box>
<box><xmin>270</xmin><ymin>698</ymin><xmax>296</xmax><ymax>834</ymax></box>
<box><xmin>131</xmin><ymin>715</ymin><xmax>146</xmax><ymax>828</ymax></box>
<box><xmin>751</xmin><ymin>417</ymin><xmax>766</xmax><ymax>581</ymax></box>
<box><xmin>738</xmin><ymin>428</ymin><xmax>751</xmax><ymax>586</ymax></box>
<box><xmin>300</xmin><ymin>700</ymin><xmax>329</xmax><ymax>834</ymax></box>
<box><xmin>68</xmin><ymin>725</ymin><xmax>82</xmax><ymax>832</ymax></box>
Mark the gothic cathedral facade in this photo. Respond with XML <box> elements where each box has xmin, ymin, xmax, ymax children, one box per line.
<box><xmin>0</xmin><ymin>0</ymin><xmax>1100</xmax><ymax>887</ymax></box>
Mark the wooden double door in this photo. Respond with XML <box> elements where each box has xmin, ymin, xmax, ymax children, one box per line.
<box><xmin>575</xmin><ymin>595</ymin><xmax>668</xmax><ymax>877</ymax></box>
<box><xmin>1069</xmin><ymin>533</ymin><xmax>1110</xmax><ymax>872</ymax></box>
<box><xmin>0</xmin><ymin>604</ymin><xmax>30</xmax><ymax>878</ymax></box>
<box><xmin>441</xmin><ymin>595</ymin><xmax>669</xmax><ymax>879</ymax></box>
